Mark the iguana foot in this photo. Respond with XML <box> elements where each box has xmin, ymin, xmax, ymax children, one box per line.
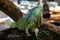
<box><xmin>26</xmin><ymin>33</ymin><xmax>31</xmax><ymax>36</ymax></box>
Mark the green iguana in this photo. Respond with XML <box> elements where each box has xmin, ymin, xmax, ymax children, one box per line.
<box><xmin>11</xmin><ymin>6</ymin><xmax>43</xmax><ymax>36</ymax></box>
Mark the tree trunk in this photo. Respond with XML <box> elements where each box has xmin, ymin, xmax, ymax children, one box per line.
<box><xmin>57</xmin><ymin>0</ymin><xmax>60</xmax><ymax>6</ymax></box>
<box><xmin>43</xmin><ymin>22</ymin><xmax>60</xmax><ymax>35</ymax></box>
<box><xmin>0</xmin><ymin>0</ymin><xmax>23</xmax><ymax>22</ymax></box>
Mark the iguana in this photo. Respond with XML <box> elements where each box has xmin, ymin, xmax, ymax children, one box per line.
<box><xmin>11</xmin><ymin>6</ymin><xmax>43</xmax><ymax>36</ymax></box>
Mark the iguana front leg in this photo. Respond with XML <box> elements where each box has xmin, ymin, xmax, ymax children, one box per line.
<box><xmin>25</xmin><ymin>21</ymin><xmax>36</xmax><ymax>36</ymax></box>
<box><xmin>38</xmin><ymin>10</ymin><xmax>43</xmax><ymax>27</ymax></box>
